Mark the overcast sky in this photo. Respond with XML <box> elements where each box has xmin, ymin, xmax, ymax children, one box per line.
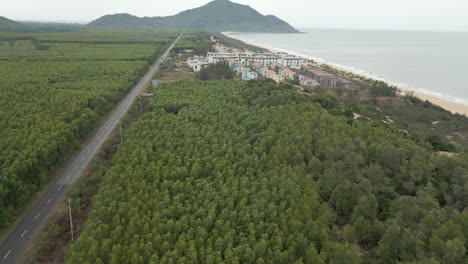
<box><xmin>3</xmin><ymin>0</ymin><xmax>468</xmax><ymax>32</ymax></box>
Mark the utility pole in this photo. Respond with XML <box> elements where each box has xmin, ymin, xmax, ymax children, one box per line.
<box><xmin>119</xmin><ymin>121</ymin><xmax>124</xmax><ymax>142</ymax></box>
<box><xmin>68</xmin><ymin>198</ymin><xmax>74</xmax><ymax>242</ymax></box>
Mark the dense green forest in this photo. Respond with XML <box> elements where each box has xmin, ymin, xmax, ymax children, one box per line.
<box><xmin>198</xmin><ymin>62</ymin><xmax>237</xmax><ymax>80</ymax></box>
<box><xmin>173</xmin><ymin>31</ymin><xmax>213</xmax><ymax>55</ymax></box>
<box><xmin>0</xmin><ymin>30</ymin><xmax>179</xmax><ymax>226</ymax></box>
<box><xmin>65</xmin><ymin>80</ymin><xmax>468</xmax><ymax>263</ymax></box>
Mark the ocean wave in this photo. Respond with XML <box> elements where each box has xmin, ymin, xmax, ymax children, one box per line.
<box><xmin>232</xmin><ymin>34</ymin><xmax>468</xmax><ymax>107</ymax></box>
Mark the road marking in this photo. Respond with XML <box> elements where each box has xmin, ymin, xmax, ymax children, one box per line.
<box><xmin>47</xmin><ymin>198</ymin><xmax>52</xmax><ymax>204</ymax></box>
<box><xmin>35</xmin><ymin>213</ymin><xmax>41</xmax><ymax>219</ymax></box>
<box><xmin>66</xmin><ymin>175</ymin><xmax>70</xmax><ymax>180</ymax></box>
<box><xmin>3</xmin><ymin>250</ymin><xmax>11</xmax><ymax>259</ymax></box>
<box><xmin>57</xmin><ymin>186</ymin><xmax>62</xmax><ymax>192</ymax></box>
<box><xmin>21</xmin><ymin>230</ymin><xmax>28</xmax><ymax>238</ymax></box>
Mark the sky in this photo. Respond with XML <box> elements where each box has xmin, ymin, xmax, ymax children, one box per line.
<box><xmin>3</xmin><ymin>0</ymin><xmax>468</xmax><ymax>32</ymax></box>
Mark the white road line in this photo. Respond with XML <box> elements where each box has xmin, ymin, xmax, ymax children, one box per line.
<box><xmin>20</xmin><ymin>230</ymin><xmax>28</xmax><ymax>238</ymax></box>
<box><xmin>66</xmin><ymin>175</ymin><xmax>70</xmax><ymax>180</ymax></box>
<box><xmin>47</xmin><ymin>198</ymin><xmax>52</xmax><ymax>204</ymax></box>
<box><xmin>35</xmin><ymin>213</ymin><xmax>41</xmax><ymax>219</ymax></box>
<box><xmin>3</xmin><ymin>250</ymin><xmax>11</xmax><ymax>259</ymax></box>
<box><xmin>57</xmin><ymin>186</ymin><xmax>62</xmax><ymax>192</ymax></box>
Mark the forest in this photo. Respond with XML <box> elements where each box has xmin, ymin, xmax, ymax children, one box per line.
<box><xmin>173</xmin><ymin>31</ymin><xmax>213</xmax><ymax>55</ymax></box>
<box><xmin>65</xmin><ymin>80</ymin><xmax>468</xmax><ymax>263</ymax></box>
<box><xmin>0</xmin><ymin>30</ymin><xmax>179</xmax><ymax>226</ymax></box>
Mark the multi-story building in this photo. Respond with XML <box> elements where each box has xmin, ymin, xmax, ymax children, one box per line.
<box><xmin>280</xmin><ymin>68</ymin><xmax>296</xmax><ymax>80</ymax></box>
<box><xmin>298</xmin><ymin>75</ymin><xmax>319</xmax><ymax>86</ymax></box>
<box><xmin>301</xmin><ymin>65</ymin><xmax>352</xmax><ymax>88</ymax></box>
<box><xmin>241</xmin><ymin>68</ymin><xmax>259</xmax><ymax>81</ymax></box>
<box><xmin>207</xmin><ymin>52</ymin><xmax>305</xmax><ymax>69</ymax></box>
<box><xmin>187</xmin><ymin>56</ymin><xmax>211</xmax><ymax>72</ymax></box>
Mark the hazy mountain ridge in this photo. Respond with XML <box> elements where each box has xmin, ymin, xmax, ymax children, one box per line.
<box><xmin>0</xmin><ymin>16</ymin><xmax>29</xmax><ymax>32</ymax></box>
<box><xmin>0</xmin><ymin>16</ymin><xmax>83</xmax><ymax>33</ymax></box>
<box><xmin>88</xmin><ymin>0</ymin><xmax>299</xmax><ymax>33</ymax></box>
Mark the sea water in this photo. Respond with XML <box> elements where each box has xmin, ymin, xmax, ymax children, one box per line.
<box><xmin>234</xmin><ymin>29</ymin><xmax>468</xmax><ymax>105</ymax></box>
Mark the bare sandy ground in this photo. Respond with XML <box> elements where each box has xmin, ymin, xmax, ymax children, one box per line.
<box><xmin>221</xmin><ymin>32</ymin><xmax>468</xmax><ymax>116</ymax></box>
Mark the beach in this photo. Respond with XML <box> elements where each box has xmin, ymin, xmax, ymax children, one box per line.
<box><xmin>222</xmin><ymin>31</ymin><xmax>468</xmax><ymax>116</ymax></box>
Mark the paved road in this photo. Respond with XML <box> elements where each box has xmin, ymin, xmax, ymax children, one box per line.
<box><xmin>0</xmin><ymin>32</ymin><xmax>183</xmax><ymax>264</ymax></box>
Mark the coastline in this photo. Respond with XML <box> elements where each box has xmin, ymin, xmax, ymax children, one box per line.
<box><xmin>221</xmin><ymin>31</ymin><xmax>468</xmax><ymax>116</ymax></box>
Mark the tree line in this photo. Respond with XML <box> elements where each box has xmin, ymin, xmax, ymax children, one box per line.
<box><xmin>66</xmin><ymin>80</ymin><xmax>467</xmax><ymax>263</ymax></box>
<box><xmin>0</xmin><ymin>30</ymin><xmax>179</xmax><ymax>226</ymax></box>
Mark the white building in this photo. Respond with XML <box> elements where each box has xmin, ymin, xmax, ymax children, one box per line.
<box><xmin>193</xmin><ymin>62</ymin><xmax>211</xmax><ymax>72</ymax></box>
<box><xmin>187</xmin><ymin>55</ymin><xmax>211</xmax><ymax>72</ymax></box>
<box><xmin>282</xmin><ymin>55</ymin><xmax>303</xmax><ymax>69</ymax></box>
<box><xmin>299</xmin><ymin>75</ymin><xmax>320</xmax><ymax>86</ymax></box>
<box><xmin>187</xmin><ymin>56</ymin><xmax>204</xmax><ymax>68</ymax></box>
<box><xmin>207</xmin><ymin>52</ymin><xmax>304</xmax><ymax>69</ymax></box>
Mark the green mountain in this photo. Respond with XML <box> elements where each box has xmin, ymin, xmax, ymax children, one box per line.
<box><xmin>88</xmin><ymin>0</ymin><xmax>299</xmax><ymax>33</ymax></box>
<box><xmin>87</xmin><ymin>13</ymin><xmax>154</xmax><ymax>29</ymax></box>
<box><xmin>0</xmin><ymin>16</ymin><xmax>29</xmax><ymax>32</ymax></box>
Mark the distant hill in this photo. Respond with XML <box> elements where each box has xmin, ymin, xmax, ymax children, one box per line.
<box><xmin>88</xmin><ymin>0</ymin><xmax>299</xmax><ymax>33</ymax></box>
<box><xmin>87</xmin><ymin>14</ymin><xmax>154</xmax><ymax>29</ymax></box>
<box><xmin>0</xmin><ymin>16</ymin><xmax>82</xmax><ymax>33</ymax></box>
<box><xmin>0</xmin><ymin>16</ymin><xmax>29</xmax><ymax>32</ymax></box>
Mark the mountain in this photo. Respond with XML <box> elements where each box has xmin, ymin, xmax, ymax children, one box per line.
<box><xmin>88</xmin><ymin>0</ymin><xmax>299</xmax><ymax>33</ymax></box>
<box><xmin>87</xmin><ymin>13</ymin><xmax>154</xmax><ymax>29</ymax></box>
<box><xmin>0</xmin><ymin>16</ymin><xmax>29</xmax><ymax>32</ymax></box>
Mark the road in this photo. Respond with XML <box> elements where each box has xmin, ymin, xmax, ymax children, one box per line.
<box><xmin>0</xmin><ymin>32</ymin><xmax>183</xmax><ymax>264</ymax></box>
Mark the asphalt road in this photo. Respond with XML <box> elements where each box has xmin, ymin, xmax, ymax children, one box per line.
<box><xmin>0</xmin><ymin>32</ymin><xmax>183</xmax><ymax>264</ymax></box>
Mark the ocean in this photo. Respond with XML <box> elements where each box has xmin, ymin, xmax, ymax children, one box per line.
<box><xmin>233</xmin><ymin>29</ymin><xmax>468</xmax><ymax>106</ymax></box>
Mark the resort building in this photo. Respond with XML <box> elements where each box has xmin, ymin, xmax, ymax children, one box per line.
<box><xmin>301</xmin><ymin>65</ymin><xmax>352</xmax><ymax>88</ymax></box>
<box><xmin>187</xmin><ymin>56</ymin><xmax>211</xmax><ymax>72</ymax></box>
<box><xmin>280</xmin><ymin>68</ymin><xmax>296</xmax><ymax>80</ymax></box>
<box><xmin>193</xmin><ymin>62</ymin><xmax>211</xmax><ymax>72</ymax></box>
<box><xmin>299</xmin><ymin>75</ymin><xmax>319</xmax><ymax>86</ymax></box>
<box><xmin>282</xmin><ymin>55</ymin><xmax>304</xmax><ymax>69</ymax></box>
<box><xmin>207</xmin><ymin>52</ymin><xmax>305</xmax><ymax>69</ymax></box>
<box><xmin>241</xmin><ymin>68</ymin><xmax>259</xmax><ymax>81</ymax></box>
<box><xmin>259</xmin><ymin>67</ymin><xmax>270</xmax><ymax>77</ymax></box>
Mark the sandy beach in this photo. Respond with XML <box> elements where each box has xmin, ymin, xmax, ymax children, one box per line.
<box><xmin>221</xmin><ymin>32</ymin><xmax>468</xmax><ymax>116</ymax></box>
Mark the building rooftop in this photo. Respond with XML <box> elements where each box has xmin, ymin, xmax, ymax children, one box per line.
<box><xmin>302</xmin><ymin>65</ymin><xmax>323</xmax><ymax>70</ymax></box>
<box><xmin>314</xmin><ymin>72</ymin><xmax>335</xmax><ymax>77</ymax></box>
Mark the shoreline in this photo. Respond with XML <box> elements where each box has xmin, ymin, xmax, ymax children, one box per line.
<box><xmin>221</xmin><ymin>31</ymin><xmax>468</xmax><ymax>116</ymax></box>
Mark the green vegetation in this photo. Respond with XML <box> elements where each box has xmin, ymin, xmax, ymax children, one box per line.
<box><xmin>212</xmin><ymin>33</ymin><xmax>267</xmax><ymax>53</ymax></box>
<box><xmin>65</xmin><ymin>80</ymin><xmax>468</xmax><ymax>263</ymax></box>
<box><xmin>0</xmin><ymin>39</ymin><xmax>36</xmax><ymax>52</ymax></box>
<box><xmin>173</xmin><ymin>31</ymin><xmax>213</xmax><ymax>55</ymax></box>
<box><xmin>88</xmin><ymin>0</ymin><xmax>298</xmax><ymax>33</ymax></box>
<box><xmin>310</xmin><ymin>63</ymin><xmax>468</xmax><ymax>152</ymax></box>
<box><xmin>25</xmin><ymin>91</ymin><xmax>151</xmax><ymax>264</ymax></box>
<box><xmin>0</xmin><ymin>30</ymin><xmax>179</xmax><ymax>226</ymax></box>
<box><xmin>198</xmin><ymin>62</ymin><xmax>236</xmax><ymax>80</ymax></box>
<box><xmin>0</xmin><ymin>16</ymin><xmax>29</xmax><ymax>32</ymax></box>
<box><xmin>378</xmin><ymin>95</ymin><xmax>468</xmax><ymax>151</ymax></box>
